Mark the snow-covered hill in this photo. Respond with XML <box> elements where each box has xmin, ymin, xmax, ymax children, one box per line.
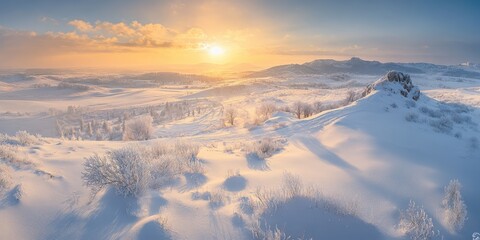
<box><xmin>250</xmin><ymin>57</ymin><xmax>480</xmax><ymax>79</ymax></box>
<box><xmin>0</xmin><ymin>69</ymin><xmax>479</xmax><ymax>239</ymax></box>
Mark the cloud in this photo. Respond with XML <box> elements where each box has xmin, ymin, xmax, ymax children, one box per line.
<box><xmin>65</xmin><ymin>19</ymin><xmax>209</xmax><ymax>48</ymax></box>
<box><xmin>40</xmin><ymin>16</ymin><xmax>59</xmax><ymax>25</ymax></box>
<box><xmin>69</xmin><ymin>20</ymin><xmax>94</xmax><ymax>32</ymax></box>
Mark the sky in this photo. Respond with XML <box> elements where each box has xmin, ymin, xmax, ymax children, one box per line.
<box><xmin>0</xmin><ymin>0</ymin><xmax>479</xmax><ymax>71</ymax></box>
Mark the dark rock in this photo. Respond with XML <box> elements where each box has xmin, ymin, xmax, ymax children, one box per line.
<box><xmin>362</xmin><ymin>71</ymin><xmax>420</xmax><ymax>101</ymax></box>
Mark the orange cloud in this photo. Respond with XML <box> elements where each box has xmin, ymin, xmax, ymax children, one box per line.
<box><xmin>68</xmin><ymin>20</ymin><xmax>93</xmax><ymax>32</ymax></box>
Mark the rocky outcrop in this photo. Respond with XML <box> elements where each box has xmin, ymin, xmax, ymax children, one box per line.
<box><xmin>362</xmin><ymin>71</ymin><xmax>420</xmax><ymax>100</ymax></box>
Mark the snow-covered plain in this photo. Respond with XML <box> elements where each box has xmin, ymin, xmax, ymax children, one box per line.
<box><xmin>0</xmin><ymin>58</ymin><xmax>479</xmax><ymax>239</ymax></box>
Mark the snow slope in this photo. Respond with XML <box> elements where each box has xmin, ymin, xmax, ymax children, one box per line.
<box><xmin>1</xmin><ymin>69</ymin><xmax>479</xmax><ymax>240</ymax></box>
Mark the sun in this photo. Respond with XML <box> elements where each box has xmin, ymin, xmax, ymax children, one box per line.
<box><xmin>208</xmin><ymin>45</ymin><xmax>225</xmax><ymax>56</ymax></box>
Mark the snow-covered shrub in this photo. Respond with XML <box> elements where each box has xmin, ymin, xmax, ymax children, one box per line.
<box><xmin>442</xmin><ymin>179</ymin><xmax>467</xmax><ymax>232</ymax></box>
<box><xmin>248</xmin><ymin>173</ymin><xmax>363</xmax><ymax>240</ymax></box>
<box><xmin>450</xmin><ymin>112</ymin><xmax>471</xmax><ymax>124</ymax></box>
<box><xmin>429</xmin><ymin>117</ymin><xmax>453</xmax><ymax>133</ymax></box>
<box><xmin>282</xmin><ymin>172</ymin><xmax>303</xmax><ymax>199</ymax></box>
<box><xmin>174</xmin><ymin>141</ymin><xmax>200</xmax><ymax>163</ymax></box>
<box><xmin>83</xmin><ymin>141</ymin><xmax>203</xmax><ymax>197</ymax></box>
<box><xmin>406</xmin><ymin>99</ymin><xmax>417</xmax><ymax>108</ymax></box>
<box><xmin>0</xmin><ymin>144</ymin><xmax>30</xmax><ymax>166</ymax></box>
<box><xmin>82</xmin><ymin>146</ymin><xmax>151</xmax><ymax>197</ymax></box>
<box><xmin>251</xmin><ymin>224</ymin><xmax>290</xmax><ymax>240</ymax></box>
<box><xmin>208</xmin><ymin>190</ymin><xmax>227</xmax><ymax>209</ymax></box>
<box><xmin>405</xmin><ymin>112</ymin><xmax>420</xmax><ymax>122</ymax></box>
<box><xmin>246</xmin><ymin>138</ymin><xmax>283</xmax><ymax>160</ymax></box>
<box><xmin>15</xmin><ymin>131</ymin><xmax>40</xmax><ymax>146</ymax></box>
<box><xmin>398</xmin><ymin>200</ymin><xmax>437</xmax><ymax>240</ymax></box>
<box><xmin>419</xmin><ymin>106</ymin><xmax>440</xmax><ymax>118</ymax></box>
<box><xmin>0</xmin><ymin>165</ymin><xmax>10</xmax><ymax>194</ymax></box>
<box><xmin>122</xmin><ymin>115</ymin><xmax>154</xmax><ymax>141</ymax></box>
<box><xmin>12</xmin><ymin>184</ymin><xmax>23</xmax><ymax>201</ymax></box>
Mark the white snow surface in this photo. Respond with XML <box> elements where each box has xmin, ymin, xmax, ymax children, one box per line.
<box><xmin>0</xmin><ymin>64</ymin><xmax>480</xmax><ymax>240</ymax></box>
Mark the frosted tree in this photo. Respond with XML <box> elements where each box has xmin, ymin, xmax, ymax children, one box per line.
<box><xmin>313</xmin><ymin>101</ymin><xmax>323</xmax><ymax>113</ymax></box>
<box><xmin>292</xmin><ymin>101</ymin><xmax>304</xmax><ymax>119</ymax></box>
<box><xmin>56</xmin><ymin>120</ymin><xmax>64</xmax><ymax>138</ymax></box>
<box><xmin>224</xmin><ymin>107</ymin><xmax>238</xmax><ymax>126</ymax></box>
<box><xmin>442</xmin><ymin>179</ymin><xmax>467</xmax><ymax>232</ymax></box>
<box><xmin>122</xmin><ymin>115</ymin><xmax>154</xmax><ymax>141</ymax></box>
<box><xmin>80</xmin><ymin>118</ymin><xmax>85</xmax><ymax>132</ymax></box>
<box><xmin>302</xmin><ymin>104</ymin><xmax>314</xmax><ymax>118</ymax></box>
<box><xmin>398</xmin><ymin>200</ymin><xmax>437</xmax><ymax>240</ymax></box>
<box><xmin>86</xmin><ymin>122</ymin><xmax>93</xmax><ymax>136</ymax></box>
<box><xmin>102</xmin><ymin>121</ymin><xmax>111</xmax><ymax>134</ymax></box>
<box><xmin>256</xmin><ymin>102</ymin><xmax>276</xmax><ymax>120</ymax></box>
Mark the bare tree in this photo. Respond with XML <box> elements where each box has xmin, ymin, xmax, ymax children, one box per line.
<box><xmin>256</xmin><ymin>102</ymin><xmax>276</xmax><ymax>120</ymax></box>
<box><xmin>313</xmin><ymin>101</ymin><xmax>323</xmax><ymax>113</ymax></box>
<box><xmin>302</xmin><ymin>104</ymin><xmax>314</xmax><ymax>118</ymax></box>
<box><xmin>292</xmin><ymin>101</ymin><xmax>304</xmax><ymax>119</ymax></box>
<box><xmin>345</xmin><ymin>90</ymin><xmax>358</xmax><ymax>104</ymax></box>
<box><xmin>224</xmin><ymin>107</ymin><xmax>238</xmax><ymax>126</ymax></box>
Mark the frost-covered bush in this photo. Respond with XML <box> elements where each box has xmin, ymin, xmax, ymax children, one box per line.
<box><xmin>398</xmin><ymin>200</ymin><xmax>437</xmax><ymax>240</ymax></box>
<box><xmin>442</xmin><ymin>179</ymin><xmax>467</xmax><ymax>232</ymax></box>
<box><xmin>254</xmin><ymin>102</ymin><xmax>277</xmax><ymax>124</ymax></box>
<box><xmin>0</xmin><ymin>144</ymin><xmax>30</xmax><ymax>166</ymax></box>
<box><xmin>208</xmin><ymin>190</ymin><xmax>227</xmax><ymax>209</ymax></box>
<box><xmin>246</xmin><ymin>138</ymin><xmax>283</xmax><ymax>160</ymax></box>
<box><xmin>257</xmin><ymin>103</ymin><xmax>277</xmax><ymax>119</ymax></box>
<box><xmin>15</xmin><ymin>131</ymin><xmax>40</xmax><ymax>146</ymax></box>
<box><xmin>82</xmin><ymin>146</ymin><xmax>151</xmax><ymax>197</ymax></box>
<box><xmin>282</xmin><ymin>172</ymin><xmax>303</xmax><ymax>198</ymax></box>
<box><xmin>12</xmin><ymin>184</ymin><xmax>23</xmax><ymax>201</ymax></box>
<box><xmin>251</xmin><ymin>225</ymin><xmax>290</xmax><ymax>240</ymax></box>
<box><xmin>122</xmin><ymin>115</ymin><xmax>154</xmax><ymax>141</ymax></box>
<box><xmin>0</xmin><ymin>165</ymin><xmax>10</xmax><ymax>194</ymax></box>
<box><xmin>248</xmin><ymin>173</ymin><xmax>360</xmax><ymax>240</ymax></box>
<box><xmin>83</xmin><ymin>141</ymin><xmax>203</xmax><ymax>197</ymax></box>
<box><xmin>405</xmin><ymin>100</ymin><xmax>417</xmax><ymax>108</ymax></box>
<box><xmin>0</xmin><ymin>132</ymin><xmax>40</xmax><ymax>146</ymax></box>
<box><xmin>429</xmin><ymin>117</ymin><xmax>453</xmax><ymax>133</ymax></box>
<box><xmin>405</xmin><ymin>112</ymin><xmax>420</xmax><ymax>122</ymax></box>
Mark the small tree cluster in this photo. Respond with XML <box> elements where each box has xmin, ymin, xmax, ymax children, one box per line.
<box><xmin>291</xmin><ymin>101</ymin><xmax>314</xmax><ymax>119</ymax></box>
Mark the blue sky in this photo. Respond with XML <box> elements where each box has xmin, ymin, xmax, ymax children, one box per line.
<box><xmin>1</xmin><ymin>0</ymin><xmax>479</xmax><ymax>69</ymax></box>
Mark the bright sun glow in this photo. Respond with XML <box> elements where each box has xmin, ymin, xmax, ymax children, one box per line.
<box><xmin>208</xmin><ymin>45</ymin><xmax>225</xmax><ymax>56</ymax></box>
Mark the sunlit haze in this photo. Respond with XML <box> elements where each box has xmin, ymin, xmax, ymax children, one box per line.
<box><xmin>1</xmin><ymin>0</ymin><xmax>479</xmax><ymax>72</ymax></box>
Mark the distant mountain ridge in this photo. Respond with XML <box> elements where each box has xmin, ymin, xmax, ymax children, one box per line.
<box><xmin>249</xmin><ymin>57</ymin><xmax>480</xmax><ymax>78</ymax></box>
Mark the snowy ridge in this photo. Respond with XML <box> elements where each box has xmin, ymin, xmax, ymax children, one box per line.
<box><xmin>250</xmin><ymin>57</ymin><xmax>480</xmax><ymax>78</ymax></box>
